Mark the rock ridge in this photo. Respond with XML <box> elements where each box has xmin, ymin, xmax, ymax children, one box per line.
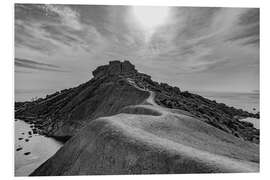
<box><xmin>15</xmin><ymin>60</ymin><xmax>260</xmax><ymax>144</ymax></box>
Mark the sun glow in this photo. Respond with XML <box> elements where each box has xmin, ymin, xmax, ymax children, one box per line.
<box><xmin>132</xmin><ymin>6</ymin><xmax>170</xmax><ymax>32</ymax></box>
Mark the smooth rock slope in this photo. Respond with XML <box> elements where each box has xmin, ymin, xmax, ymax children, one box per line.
<box><xmin>31</xmin><ymin>87</ymin><xmax>259</xmax><ymax>175</ymax></box>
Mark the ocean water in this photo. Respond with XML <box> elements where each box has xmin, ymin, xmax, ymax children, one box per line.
<box><xmin>15</xmin><ymin>120</ymin><xmax>63</xmax><ymax>176</ymax></box>
<box><xmin>15</xmin><ymin>89</ymin><xmax>56</xmax><ymax>102</ymax></box>
<box><xmin>193</xmin><ymin>91</ymin><xmax>260</xmax><ymax>129</ymax></box>
<box><xmin>193</xmin><ymin>91</ymin><xmax>260</xmax><ymax>113</ymax></box>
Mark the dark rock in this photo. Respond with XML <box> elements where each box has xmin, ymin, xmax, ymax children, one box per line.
<box><xmin>160</xmin><ymin>83</ymin><xmax>172</xmax><ymax>92</ymax></box>
<box><xmin>16</xmin><ymin>147</ymin><xmax>23</xmax><ymax>151</ymax></box>
<box><xmin>33</xmin><ymin>129</ymin><xmax>38</xmax><ymax>134</ymax></box>
<box><xmin>172</xmin><ymin>86</ymin><xmax>181</xmax><ymax>94</ymax></box>
<box><xmin>24</xmin><ymin>152</ymin><xmax>31</xmax><ymax>155</ymax></box>
<box><xmin>241</xmin><ymin>121</ymin><xmax>254</xmax><ymax>128</ymax></box>
<box><xmin>28</xmin><ymin>131</ymin><xmax>32</xmax><ymax>135</ymax></box>
<box><xmin>18</xmin><ymin>138</ymin><xmax>23</xmax><ymax>140</ymax></box>
<box><xmin>25</xmin><ymin>139</ymin><xmax>29</xmax><ymax>142</ymax></box>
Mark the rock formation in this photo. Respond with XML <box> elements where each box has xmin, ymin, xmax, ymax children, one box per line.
<box><xmin>15</xmin><ymin>60</ymin><xmax>260</xmax><ymax>175</ymax></box>
<box><xmin>15</xmin><ymin>61</ymin><xmax>148</xmax><ymax>139</ymax></box>
<box><xmin>15</xmin><ymin>60</ymin><xmax>259</xmax><ymax>143</ymax></box>
<box><xmin>93</xmin><ymin>60</ymin><xmax>137</xmax><ymax>78</ymax></box>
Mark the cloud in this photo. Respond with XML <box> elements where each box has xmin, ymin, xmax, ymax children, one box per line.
<box><xmin>227</xmin><ymin>8</ymin><xmax>259</xmax><ymax>46</ymax></box>
<box><xmin>238</xmin><ymin>8</ymin><xmax>259</xmax><ymax>25</ymax></box>
<box><xmin>15</xmin><ymin>70</ymin><xmax>33</xmax><ymax>74</ymax></box>
<box><xmin>228</xmin><ymin>25</ymin><xmax>259</xmax><ymax>46</ymax></box>
<box><xmin>137</xmin><ymin>7</ymin><xmax>259</xmax><ymax>76</ymax></box>
<box><xmin>15</xmin><ymin>4</ymin><xmax>107</xmax><ymax>57</ymax></box>
<box><xmin>15</xmin><ymin>58</ymin><xmax>68</xmax><ymax>72</ymax></box>
<box><xmin>41</xmin><ymin>5</ymin><xmax>83</xmax><ymax>30</ymax></box>
<box><xmin>14</xmin><ymin>5</ymin><xmax>260</xmax><ymax>93</ymax></box>
<box><xmin>15</xmin><ymin>19</ymin><xmax>62</xmax><ymax>54</ymax></box>
<box><xmin>185</xmin><ymin>58</ymin><xmax>230</xmax><ymax>73</ymax></box>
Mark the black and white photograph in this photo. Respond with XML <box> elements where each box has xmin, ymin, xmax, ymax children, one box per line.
<box><xmin>13</xmin><ymin>2</ymin><xmax>260</xmax><ymax>177</ymax></box>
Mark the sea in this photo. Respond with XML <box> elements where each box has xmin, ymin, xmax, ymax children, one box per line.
<box><xmin>192</xmin><ymin>91</ymin><xmax>260</xmax><ymax>129</ymax></box>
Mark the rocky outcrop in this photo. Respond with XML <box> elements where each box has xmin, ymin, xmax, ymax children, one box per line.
<box><xmin>15</xmin><ymin>61</ymin><xmax>148</xmax><ymax>138</ymax></box>
<box><xmin>15</xmin><ymin>60</ymin><xmax>259</xmax><ymax>144</ymax></box>
<box><xmin>14</xmin><ymin>60</ymin><xmax>260</xmax><ymax>175</ymax></box>
<box><xmin>153</xmin><ymin>91</ymin><xmax>259</xmax><ymax>143</ymax></box>
<box><xmin>92</xmin><ymin>60</ymin><xmax>137</xmax><ymax>79</ymax></box>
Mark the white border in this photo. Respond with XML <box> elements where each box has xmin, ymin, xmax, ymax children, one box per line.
<box><xmin>1</xmin><ymin>0</ymin><xmax>270</xmax><ymax>180</ymax></box>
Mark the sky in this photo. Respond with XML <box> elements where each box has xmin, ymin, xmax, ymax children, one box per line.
<box><xmin>15</xmin><ymin>4</ymin><xmax>259</xmax><ymax>101</ymax></box>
